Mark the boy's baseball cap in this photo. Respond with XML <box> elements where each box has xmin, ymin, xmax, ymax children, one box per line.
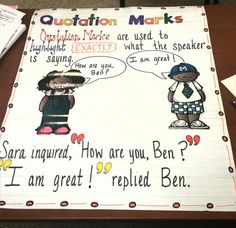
<box><xmin>168</xmin><ymin>63</ymin><xmax>199</xmax><ymax>78</ymax></box>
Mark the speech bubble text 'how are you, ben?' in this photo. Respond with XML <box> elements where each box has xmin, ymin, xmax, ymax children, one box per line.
<box><xmin>71</xmin><ymin>56</ymin><xmax>127</xmax><ymax>84</ymax></box>
<box><xmin>126</xmin><ymin>50</ymin><xmax>184</xmax><ymax>79</ymax></box>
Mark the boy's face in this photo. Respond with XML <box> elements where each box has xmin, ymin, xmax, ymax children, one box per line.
<box><xmin>172</xmin><ymin>72</ymin><xmax>199</xmax><ymax>82</ymax></box>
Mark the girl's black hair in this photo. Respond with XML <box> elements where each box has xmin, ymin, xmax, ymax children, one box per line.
<box><xmin>37</xmin><ymin>70</ymin><xmax>85</xmax><ymax>91</ymax></box>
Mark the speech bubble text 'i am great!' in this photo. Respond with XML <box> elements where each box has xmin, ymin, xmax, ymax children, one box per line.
<box><xmin>126</xmin><ymin>50</ymin><xmax>184</xmax><ymax>79</ymax></box>
<box><xmin>71</xmin><ymin>56</ymin><xmax>127</xmax><ymax>84</ymax></box>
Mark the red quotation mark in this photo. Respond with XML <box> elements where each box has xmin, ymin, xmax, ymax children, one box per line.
<box><xmin>186</xmin><ymin>135</ymin><xmax>200</xmax><ymax>145</ymax></box>
<box><xmin>71</xmin><ymin>133</ymin><xmax>85</xmax><ymax>144</ymax></box>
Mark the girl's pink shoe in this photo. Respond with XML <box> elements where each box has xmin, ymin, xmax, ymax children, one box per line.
<box><xmin>37</xmin><ymin>126</ymin><xmax>53</xmax><ymax>135</ymax></box>
<box><xmin>54</xmin><ymin>127</ymin><xmax>70</xmax><ymax>135</ymax></box>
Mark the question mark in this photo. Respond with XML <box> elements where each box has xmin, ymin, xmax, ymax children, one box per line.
<box><xmin>178</xmin><ymin>140</ymin><xmax>188</xmax><ymax>161</ymax></box>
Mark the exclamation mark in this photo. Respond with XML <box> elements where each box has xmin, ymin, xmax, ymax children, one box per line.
<box><xmin>172</xmin><ymin>54</ymin><xmax>176</xmax><ymax>62</ymax></box>
<box><xmin>88</xmin><ymin>165</ymin><xmax>93</xmax><ymax>188</ymax></box>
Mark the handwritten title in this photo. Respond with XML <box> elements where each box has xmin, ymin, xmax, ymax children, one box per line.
<box><xmin>40</xmin><ymin>13</ymin><xmax>183</xmax><ymax>26</ymax></box>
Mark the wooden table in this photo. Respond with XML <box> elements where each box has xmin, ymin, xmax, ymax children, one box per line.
<box><xmin>0</xmin><ymin>4</ymin><xmax>235</xmax><ymax>220</ymax></box>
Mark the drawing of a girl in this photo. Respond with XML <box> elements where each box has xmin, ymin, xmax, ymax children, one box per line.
<box><xmin>36</xmin><ymin>70</ymin><xmax>85</xmax><ymax>135</ymax></box>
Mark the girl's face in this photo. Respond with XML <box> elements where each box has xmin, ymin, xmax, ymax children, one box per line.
<box><xmin>47</xmin><ymin>76</ymin><xmax>74</xmax><ymax>89</ymax></box>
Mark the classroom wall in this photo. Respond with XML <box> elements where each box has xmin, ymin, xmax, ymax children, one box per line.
<box><xmin>0</xmin><ymin>0</ymin><xmax>236</xmax><ymax>8</ymax></box>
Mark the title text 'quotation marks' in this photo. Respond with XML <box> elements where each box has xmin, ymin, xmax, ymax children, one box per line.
<box><xmin>0</xmin><ymin>159</ymin><xmax>12</xmax><ymax>171</ymax></box>
<box><xmin>71</xmin><ymin>133</ymin><xmax>85</xmax><ymax>144</ymax></box>
<box><xmin>96</xmin><ymin>162</ymin><xmax>112</xmax><ymax>174</ymax></box>
<box><xmin>186</xmin><ymin>135</ymin><xmax>200</xmax><ymax>146</ymax></box>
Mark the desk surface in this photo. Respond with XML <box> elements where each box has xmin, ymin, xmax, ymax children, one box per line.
<box><xmin>0</xmin><ymin>4</ymin><xmax>236</xmax><ymax>220</ymax></box>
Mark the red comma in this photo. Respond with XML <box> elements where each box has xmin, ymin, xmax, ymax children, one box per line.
<box><xmin>71</xmin><ymin>133</ymin><xmax>85</xmax><ymax>144</ymax></box>
<box><xmin>186</xmin><ymin>135</ymin><xmax>193</xmax><ymax>145</ymax></box>
<box><xmin>193</xmin><ymin>135</ymin><xmax>200</xmax><ymax>145</ymax></box>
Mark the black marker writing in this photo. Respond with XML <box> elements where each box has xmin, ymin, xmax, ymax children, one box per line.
<box><xmin>5</xmin><ymin>166</ymin><xmax>23</xmax><ymax>187</ymax></box>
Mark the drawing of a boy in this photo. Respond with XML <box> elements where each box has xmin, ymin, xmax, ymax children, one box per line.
<box><xmin>168</xmin><ymin>63</ymin><xmax>209</xmax><ymax>129</ymax></box>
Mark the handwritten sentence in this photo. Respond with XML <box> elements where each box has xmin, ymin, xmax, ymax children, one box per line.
<box><xmin>31</xmin><ymin>30</ymin><xmax>205</xmax><ymax>54</ymax></box>
<box><xmin>28</xmin><ymin>29</ymin><xmax>206</xmax><ymax>79</ymax></box>
<box><xmin>0</xmin><ymin>140</ymin><xmax>189</xmax><ymax>163</ymax></box>
<box><xmin>0</xmin><ymin>139</ymin><xmax>193</xmax><ymax>191</ymax></box>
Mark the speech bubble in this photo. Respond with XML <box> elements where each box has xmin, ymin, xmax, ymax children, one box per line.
<box><xmin>71</xmin><ymin>56</ymin><xmax>127</xmax><ymax>84</ymax></box>
<box><xmin>126</xmin><ymin>50</ymin><xmax>184</xmax><ymax>79</ymax></box>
